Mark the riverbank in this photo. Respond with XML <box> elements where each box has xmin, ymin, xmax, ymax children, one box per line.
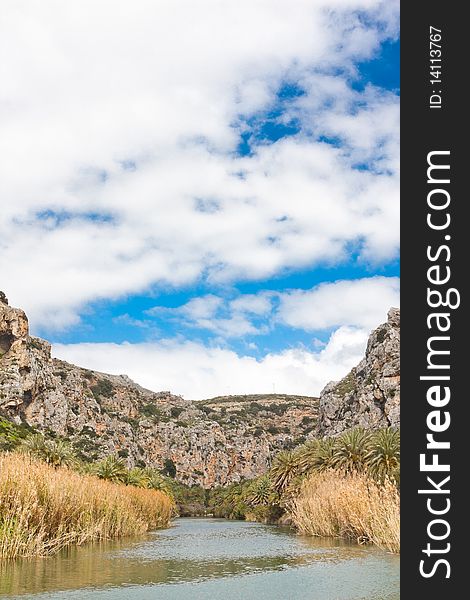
<box><xmin>206</xmin><ymin>470</ymin><xmax>399</xmax><ymax>553</ymax></box>
<box><xmin>0</xmin><ymin>425</ymin><xmax>399</xmax><ymax>558</ymax></box>
<box><xmin>0</xmin><ymin>453</ymin><xmax>174</xmax><ymax>559</ymax></box>
<box><xmin>205</xmin><ymin>428</ymin><xmax>400</xmax><ymax>553</ymax></box>
<box><xmin>291</xmin><ymin>471</ymin><xmax>400</xmax><ymax>553</ymax></box>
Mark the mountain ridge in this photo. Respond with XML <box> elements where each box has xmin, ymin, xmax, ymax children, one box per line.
<box><xmin>1</xmin><ymin>292</ymin><xmax>399</xmax><ymax>487</ymax></box>
<box><xmin>0</xmin><ymin>292</ymin><xmax>318</xmax><ymax>487</ymax></box>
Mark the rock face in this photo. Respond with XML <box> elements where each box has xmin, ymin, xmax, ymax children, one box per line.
<box><xmin>0</xmin><ymin>293</ymin><xmax>317</xmax><ymax>488</ymax></box>
<box><xmin>316</xmin><ymin>308</ymin><xmax>400</xmax><ymax>437</ymax></box>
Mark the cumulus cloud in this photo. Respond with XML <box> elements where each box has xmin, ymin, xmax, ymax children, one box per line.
<box><xmin>53</xmin><ymin>275</ymin><xmax>399</xmax><ymax>397</ymax></box>
<box><xmin>0</xmin><ymin>0</ymin><xmax>399</xmax><ymax>328</ymax></box>
<box><xmin>277</xmin><ymin>276</ymin><xmax>400</xmax><ymax>330</ymax></box>
<box><xmin>166</xmin><ymin>295</ymin><xmax>223</xmax><ymax>321</ymax></box>
<box><xmin>229</xmin><ymin>294</ymin><xmax>273</xmax><ymax>316</ymax></box>
<box><xmin>144</xmin><ymin>276</ymin><xmax>399</xmax><ymax>339</ymax></box>
<box><xmin>147</xmin><ymin>293</ymin><xmax>267</xmax><ymax>338</ymax></box>
<box><xmin>53</xmin><ymin>325</ymin><xmax>369</xmax><ymax>400</ymax></box>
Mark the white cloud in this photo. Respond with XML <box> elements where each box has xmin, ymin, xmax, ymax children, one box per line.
<box><xmin>278</xmin><ymin>276</ymin><xmax>399</xmax><ymax>330</ymax></box>
<box><xmin>53</xmin><ymin>274</ymin><xmax>398</xmax><ymax>398</ymax></box>
<box><xmin>0</xmin><ymin>0</ymin><xmax>399</xmax><ymax>329</ymax></box>
<box><xmin>112</xmin><ymin>314</ymin><xmax>154</xmax><ymax>330</ymax></box>
<box><xmin>52</xmin><ymin>324</ymin><xmax>369</xmax><ymax>400</ymax></box>
<box><xmin>143</xmin><ymin>276</ymin><xmax>399</xmax><ymax>339</ymax></box>
<box><xmin>147</xmin><ymin>293</ymin><xmax>265</xmax><ymax>338</ymax></box>
<box><xmin>168</xmin><ymin>295</ymin><xmax>223</xmax><ymax>320</ymax></box>
<box><xmin>229</xmin><ymin>293</ymin><xmax>273</xmax><ymax>315</ymax></box>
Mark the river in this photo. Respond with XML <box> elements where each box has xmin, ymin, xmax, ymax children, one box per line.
<box><xmin>0</xmin><ymin>518</ymin><xmax>399</xmax><ymax>599</ymax></box>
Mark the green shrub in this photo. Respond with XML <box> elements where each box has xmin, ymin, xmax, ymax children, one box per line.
<box><xmin>161</xmin><ymin>458</ymin><xmax>177</xmax><ymax>478</ymax></box>
<box><xmin>0</xmin><ymin>417</ymin><xmax>35</xmax><ymax>451</ymax></box>
<box><xmin>141</xmin><ymin>403</ymin><xmax>162</xmax><ymax>419</ymax></box>
<box><xmin>93</xmin><ymin>456</ymin><xmax>127</xmax><ymax>482</ymax></box>
<box><xmin>20</xmin><ymin>434</ymin><xmax>77</xmax><ymax>467</ymax></box>
<box><xmin>90</xmin><ymin>379</ymin><xmax>115</xmax><ymax>399</ymax></box>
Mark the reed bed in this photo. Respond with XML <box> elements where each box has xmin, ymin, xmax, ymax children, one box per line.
<box><xmin>0</xmin><ymin>453</ymin><xmax>174</xmax><ymax>559</ymax></box>
<box><xmin>290</xmin><ymin>470</ymin><xmax>400</xmax><ymax>553</ymax></box>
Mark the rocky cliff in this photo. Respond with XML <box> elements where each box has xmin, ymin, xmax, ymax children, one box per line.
<box><xmin>316</xmin><ymin>307</ymin><xmax>400</xmax><ymax>437</ymax></box>
<box><xmin>1</xmin><ymin>293</ymin><xmax>400</xmax><ymax>482</ymax></box>
<box><xmin>0</xmin><ymin>292</ymin><xmax>317</xmax><ymax>487</ymax></box>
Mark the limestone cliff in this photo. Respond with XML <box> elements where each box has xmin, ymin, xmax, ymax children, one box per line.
<box><xmin>0</xmin><ymin>293</ymin><xmax>317</xmax><ymax>487</ymax></box>
<box><xmin>316</xmin><ymin>307</ymin><xmax>400</xmax><ymax>437</ymax></box>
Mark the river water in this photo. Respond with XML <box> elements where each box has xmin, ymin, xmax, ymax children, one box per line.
<box><xmin>0</xmin><ymin>518</ymin><xmax>399</xmax><ymax>600</ymax></box>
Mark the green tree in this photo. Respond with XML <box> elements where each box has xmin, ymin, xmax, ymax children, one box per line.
<box><xmin>161</xmin><ymin>457</ymin><xmax>177</xmax><ymax>478</ymax></box>
<box><xmin>270</xmin><ymin>450</ymin><xmax>300</xmax><ymax>493</ymax></box>
<box><xmin>21</xmin><ymin>434</ymin><xmax>77</xmax><ymax>467</ymax></box>
<box><xmin>365</xmin><ymin>428</ymin><xmax>400</xmax><ymax>483</ymax></box>
<box><xmin>313</xmin><ymin>437</ymin><xmax>337</xmax><ymax>472</ymax></box>
<box><xmin>124</xmin><ymin>467</ymin><xmax>150</xmax><ymax>488</ymax></box>
<box><xmin>141</xmin><ymin>469</ymin><xmax>173</xmax><ymax>494</ymax></box>
<box><xmin>331</xmin><ymin>428</ymin><xmax>371</xmax><ymax>473</ymax></box>
<box><xmin>295</xmin><ymin>439</ymin><xmax>321</xmax><ymax>474</ymax></box>
<box><xmin>247</xmin><ymin>475</ymin><xmax>275</xmax><ymax>506</ymax></box>
<box><xmin>94</xmin><ymin>455</ymin><xmax>127</xmax><ymax>482</ymax></box>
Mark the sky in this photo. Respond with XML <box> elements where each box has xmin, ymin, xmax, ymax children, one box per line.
<box><xmin>0</xmin><ymin>0</ymin><xmax>399</xmax><ymax>400</ymax></box>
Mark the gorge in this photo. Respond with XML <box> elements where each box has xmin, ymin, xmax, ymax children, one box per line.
<box><xmin>0</xmin><ymin>291</ymin><xmax>400</xmax><ymax>489</ymax></box>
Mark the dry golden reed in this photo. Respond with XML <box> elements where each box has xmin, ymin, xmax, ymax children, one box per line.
<box><xmin>290</xmin><ymin>470</ymin><xmax>400</xmax><ymax>553</ymax></box>
<box><xmin>0</xmin><ymin>452</ymin><xmax>174</xmax><ymax>559</ymax></box>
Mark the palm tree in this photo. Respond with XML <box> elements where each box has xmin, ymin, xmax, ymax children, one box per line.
<box><xmin>311</xmin><ymin>437</ymin><xmax>337</xmax><ymax>472</ymax></box>
<box><xmin>21</xmin><ymin>434</ymin><xmax>77</xmax><ymax>467</ymax></box>
<box><xmin>125</xmin><ymin>467</ymin><xmax>150</xmax><ymax>488</ymax></box>
<box><xmin>225</xmin><ymin>485</ymin><xmax>247</xmax><ymax>520</ymax></box>
<box><xmin>270</xmin><ymin>450</ymin><xmax>300</xmax><ymax>493</ymax></box>
<box><xmin>94</xmin><ymin>455</ymin><xmax>127</xmax><ymax>483</ymax></box>
<box><xmin>296</xmin><ymin>439</ymin><xmax>321</xmax><ymax>474</ymax></box>
<box><xmin>76</xmin><ymin>461</ymin><xmax>96</xmax><ymax>476</ymax></box>
<box><xmin>365</xmin><ymin>428</ymin><xmax>400</xmax><ymax>483</ymax></box>
<box><xmin>44</xmin><ymin>439</ymin><xmax>77</xmax><ymax>467</ymax></box>
<box><xmin>20</xmin><ymin>433</ymin><xmax>47</xmax><ymax>456</ymax></box>
<box><xmin>247</xmin><ymin>475</ymin><xmax>275</xmax><ymax>506</ymax></box>
<box><xmin>146</xmin><ymin>471</ymin><xmax>175</xmax><ymax>497</ymax></box>
<box><xmin>331</xmin><ymin>428</ymin><xmax>371</xmax><ymax>473</ymax></box>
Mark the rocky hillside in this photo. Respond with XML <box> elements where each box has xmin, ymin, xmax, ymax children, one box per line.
<box><xmin>316</xmin><ymin>307</ymin><xmax>400</xmax><ymax>436</ymax></box>
<box><xmin>0</xmin><ymin>292</ymin><xmax>317</xmax><ymax>488</ymax></box>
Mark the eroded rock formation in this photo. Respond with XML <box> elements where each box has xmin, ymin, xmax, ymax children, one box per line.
<box><xmin>316</xmin><ymin>307</ymin><xmax>400</xmax><ymax>437</ymax></box>
<box><xmin>1</xmin><ymin>293</ymin><xmax>400</xmax><ymax>483</ymax></box>
<box><xmin>0</xmin><ymin>293</ymin><xmax>317</xmax><ymax>487</ymax></box>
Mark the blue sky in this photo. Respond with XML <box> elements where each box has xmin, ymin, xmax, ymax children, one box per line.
<box><xmin>1</xmin><ymin>1</ymin><xmax>399</xmax><ymax>399</ymax></box>
<box><xmin>49</xmin><ymin>255</ymin><xmax>399</xmax><ymax>354</ymax></box>
<box><xmin>45</xmin><ymin>38</ymin><xmax>400</xmax><ymax>355</ymax></box>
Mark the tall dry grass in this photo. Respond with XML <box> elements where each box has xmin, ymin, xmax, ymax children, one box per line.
<box><xmin>290</xmin><ymin>470</ymin><xmax>400</xmax><ymax>553</ymax></box>
<box><xmin>0</xmin><ymin>453</ymin><xmax>174</xmax><ymax>559</ymax></box>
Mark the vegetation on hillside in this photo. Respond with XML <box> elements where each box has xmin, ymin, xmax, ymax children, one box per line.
<box><xmin>0</xmin><ymin>417</ymin><xmax>35</xmax><ymax>450</ymax></box>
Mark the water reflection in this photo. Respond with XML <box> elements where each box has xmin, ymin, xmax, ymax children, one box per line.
<box><xmin>0</xmin><ymin>519</ymin><xmax>399</xmax><ymax>600</ymax></box>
